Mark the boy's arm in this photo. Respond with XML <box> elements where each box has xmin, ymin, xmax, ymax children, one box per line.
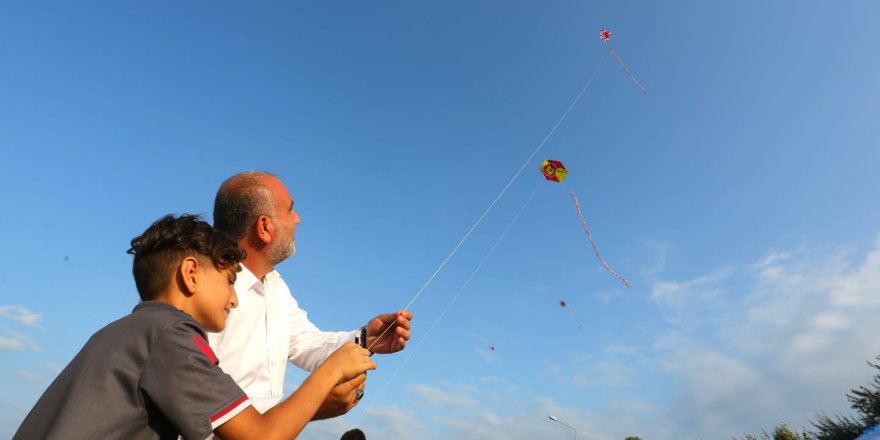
<box><xmin>214</xmin><ymin>365</ymin><xmax>338</xmax><ymax>439</ymax></box>
<box><xmin>214</xmin><ymin>343</ymin><xmax>375</xmax><ymax>440</ymax></box>
<box><xmin>312</xmin><ymin>374</ymin><xmax>366</xmax><ymax>420</ymax></box>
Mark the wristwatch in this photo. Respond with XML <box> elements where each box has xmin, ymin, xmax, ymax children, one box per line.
<box><xmin>356</xmin><ymin>326</ymin><xmax>367</xmax><ymax>348</ymax></box>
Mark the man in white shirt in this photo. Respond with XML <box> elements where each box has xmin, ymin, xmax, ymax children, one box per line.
<box><xmin>208</xmin><ymin>171</ymin><xmax>413</xmax><ymax>418</ymax></box>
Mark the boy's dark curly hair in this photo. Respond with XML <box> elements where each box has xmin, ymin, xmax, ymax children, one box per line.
<box><xmin>127</xmin><ymin>214</ymin><xmax>245</xmax><ymax>300</ymax></box>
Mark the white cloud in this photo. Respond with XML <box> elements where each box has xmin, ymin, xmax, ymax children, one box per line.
<box><xmin>650</xmin><ymin>268</ymin><xmax>730</xmax><ymax>311</ymax></box>
<box><xmin>43</xmin><ymin>362</ymin><xmax>62</xmax><ymax>374</ymax></box>
<box><xmin>16</xmin><ymin>370</ymin><xmax>49</xmax><ymax>385</ymax></box>
<box><xmin>0</xmin><ymin>402</ymin><xmax>31</xmax><ymax>440</ymax></box>
<box><xmin>0</xmin><ymin>306</ymin><xmax>42</xmax><ymax>328</ymax></box>
<box><xmin>0</xmin><ymin>336</ymin><xmax>26</xmax><ymax>350</ymax></box>
<box><xmin>298</xmin><ymin>404</ymin><xmax>429</xmax><ymax>440</ymax></box>
<box><xmin>14</xmin><ymin>363</ymin><xmax>61</xmax><ymax>386</ymax></box>
<box><xmin>294</xmin><ymin>235</ymin><xmax>880</xmax><ymax>440</ymax></box>
<box><xmin>640</xmin><ymin>239</ymin><xmax>669</xmax><ymax>277</ymax></box>
<box><xmin>648</xmin><ymin>234</ymin><xmax>880</xmax><ymax>438</ymax></box>
<box><xmin>591</xmin><ymin>290</ymin><xmax>611</xmax><ymax>304</ymax></box>
<box><xmin>408</xmin><ymin>383</ymin><xmax>477</xmax><ymax>407</ymax></box>
<box><xmin>0</xmin><ymin>331</ymin><xmax>38</xmax><ymax>351</ymax></box>
<box><xmin>547</xmin><ymin>344</ymin><xmax>643</xmax><ymax>389</ymax></box>
<box><xmin>342</xmin><ymin>394</ymin><xmax>670</xmax><ymax>440</ymax></box>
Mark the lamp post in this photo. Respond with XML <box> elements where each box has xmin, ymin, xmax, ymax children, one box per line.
<box><xmin>548</xmin><ymin>415</ymin><xmax>577</xmax><ymax>440</ymax></box>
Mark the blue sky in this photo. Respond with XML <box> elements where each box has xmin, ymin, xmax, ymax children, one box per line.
<box><xmin>2</xmin><ymin>1</ymin><xmax>880</xmax><ymax>438</ymax></box>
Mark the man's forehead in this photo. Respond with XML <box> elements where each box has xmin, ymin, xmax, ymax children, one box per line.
<box><xmin>262</xmin><ymin>176</ymin><xmax>293</xmax><ymax>202</ymax></box>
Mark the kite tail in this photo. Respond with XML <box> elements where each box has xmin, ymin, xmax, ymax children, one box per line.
<box><xmin>569</xmin><ymin>189</ymin><xmax>631</xmax><ymax>287</ymax></box>
<box><xmin>568</xmin><ymin>310</ymin><xmax>583</xmax><ymax>332</ymax></box>
<box><xmin>609</xmin><ymin>47</ymin><xmax>648</xmax><ymax>95</ymax></box>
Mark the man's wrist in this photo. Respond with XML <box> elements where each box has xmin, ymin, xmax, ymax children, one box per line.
<box><xmin>356</xmin><ymin>326</ymin><xmax>367</xmax><ymax>348</ymax></box>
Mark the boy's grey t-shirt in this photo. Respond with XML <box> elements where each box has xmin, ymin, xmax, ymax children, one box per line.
<box><xmin>14</xmin><ymin>301</ymin><xmax>251</xmax><ymax>440</ymax></box>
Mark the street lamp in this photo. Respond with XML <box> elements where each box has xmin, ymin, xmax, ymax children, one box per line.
<box><xmin>548</xmin><ymin>415</ymin><xmax>577</xmax><ymax>440</ymax></box>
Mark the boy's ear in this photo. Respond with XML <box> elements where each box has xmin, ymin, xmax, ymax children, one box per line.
<box><xmin>178</xmin><ymin>256</ymin><xmax>201</xmax><ymax>295</ymax></box>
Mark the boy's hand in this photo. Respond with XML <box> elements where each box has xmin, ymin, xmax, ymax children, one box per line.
<box><xmin>326</xmin><ymin>342</ymin><xmax>376</xmax><ymax>383</ymax></box>
<box><xmin>312</xmin><ymin>373</ymin><xmax>367</xmax><ymax>420</ymax></box>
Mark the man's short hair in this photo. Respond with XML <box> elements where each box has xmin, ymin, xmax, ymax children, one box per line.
<box><xmin>213</xmin><ymin>171</ymin><xmax>278</xmax><ymax>241</ymax></box>
<box><xmin>127</xmin><ymin>214</ymin><xmax>245</xmax><ymax>301</ymax></box>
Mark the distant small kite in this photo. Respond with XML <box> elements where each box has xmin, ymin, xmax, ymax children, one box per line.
<box><xmin>599</xmin><ymin>28</ymin><xmax>648</xmax><ymax>95</ymax></box>
<box><xmin>559</xmin><ymin>300</ymin><xmax>583</xmax><ymax>331</ymax></box>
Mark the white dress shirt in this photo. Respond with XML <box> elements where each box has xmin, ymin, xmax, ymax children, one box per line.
<box><xmin>208</xmin><ymin>265</ymin><xmax>357</xmax><ymax>412</ymax></box>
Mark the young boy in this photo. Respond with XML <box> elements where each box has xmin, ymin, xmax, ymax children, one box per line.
<box><xmin>14</xmin><ymin>214</ymin><xmax>375</xmax><ymax>440</ymax></box>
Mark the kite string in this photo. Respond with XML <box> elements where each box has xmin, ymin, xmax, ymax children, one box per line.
<box><xmin>354</xmin><ymin>180</ymin><xmax>545</xmax><ymax>426</ymax></box>
<box><xmin>609</xmin><ymin>47</ymin><xmax>648</xmax><ymax>95</ymax></box>
<box><xmin>566</xmin><ymin>308</ymin><xmax>583</xmax><ymax>332</ymax></box>
<box><xmin>366</xmin><ymin>55</ymin><xmax>604</xmax><ymax>352</ymax></box>
<box><xmin>569</xmin><ymin>189</ymin><xmax>630</xmax><ymax>287</ymax></box>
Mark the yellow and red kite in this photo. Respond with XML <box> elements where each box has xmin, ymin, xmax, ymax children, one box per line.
<box><xmin>540</xmin><ymin>159</ymin><xmax>568</xmax><ymax>183</ymax></box>
<box><xmin>538</xmin><ymin>159</ymin><xmax>631</xmax><ymax>287</ymax></box>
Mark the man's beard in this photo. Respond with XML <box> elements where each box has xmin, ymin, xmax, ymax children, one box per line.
<box><xmin>268</xmin><ymin>235</ymin><xmax>296</xmax><ymax>266</ymax></box>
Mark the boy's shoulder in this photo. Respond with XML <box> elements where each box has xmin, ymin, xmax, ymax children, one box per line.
<box><xmin>103</xmin><ymin>301</ymin><xmax>216</xmax><ymax>362</ymax></box>
<box><xmin>98</xmin><ymin>301</ymin><xmax>205</xmax><ymax>340</ymax></box>
<box><xmin>128</xmin><ymin>300</ymin><xmax>204</xmax><ymax>332</ymax></box>
<box><xmin>72</xmin><ymin>301</ymin><xmax>212</xmax><ymax>379</ymax></box>
<box><xmin>13</xmin><ymin>301</ymin><xmax>237</xmax><ymax>440</ymax></box>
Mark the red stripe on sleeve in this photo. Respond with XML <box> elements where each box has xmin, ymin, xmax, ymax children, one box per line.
<box><xmin>191</xmin><ymin>335</ymin><xmax>218</xmax><ymax>364</ymax></box>
<box><xmin>211</xmin><ymin>395</ymin><xmax>249</xmax><ymax>422</ymax></box>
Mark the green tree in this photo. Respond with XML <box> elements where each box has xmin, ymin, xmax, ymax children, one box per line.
<box><xmin>737</xmin><ymin>423</ymin><xmax>812</xmax><ymax>440</ymax></box>
<box><xmin>811</xmin><ymin>412</ymin><xmax>862</xmax><ymax>440</ymax></box>
<box><xmin>847</xmin><ymin>357</ymin><xmax>880</xmax><ymax>427</ymax></box>
<box><xmin>811</xmin><ymin>355</ymin><xmax>880</xmax><ymax>440</ymax></box>
<box><xmin>624</xmin><ymin>437</ymin><xmax>643</xmax><ymax>440</ymax></box>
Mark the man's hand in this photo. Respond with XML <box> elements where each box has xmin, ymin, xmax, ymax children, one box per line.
<box><xmin>365</xmin><ymin>310</ymin><xmax>413</xmax><ymax>354</ymax></box>
<box><xmin>311</xmin><ymin>373</ymin><xmax>366</xmax><ymax>420</ymax></box>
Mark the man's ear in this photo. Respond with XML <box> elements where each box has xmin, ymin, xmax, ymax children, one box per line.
<box><xmin>255</xmin><ymin>215</ymin><xmax>274</xmax><ymax>245</ymax></box>
<box><xmin>178</xmin><ymin>256</ymin><xmax>201</xmax><ymax>295</ymax></box>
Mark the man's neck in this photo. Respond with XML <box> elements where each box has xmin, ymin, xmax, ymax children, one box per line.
<box><xmin>241</xmin><ymin>258</ymin><xmax>272</xmax><ymax>282</ymax></box>
<box><xmin>237</xmin><ymin>237</ymin><xmax>275</xmax><ymax>281</ymax></box>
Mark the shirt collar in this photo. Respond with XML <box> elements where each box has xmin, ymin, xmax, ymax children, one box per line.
<box><xmin>131</xmin><ymin>301</ymin><xmax>192</xmax><ymax>321</ymax></box>
<box><xmin>236</xmin><ymin>264</ymin><xmax>283</xmax><ymax>296</ymax></box>
<box><xmin>132</xmin><ymin>300</ymin><xmax>179</xmax><ymax>314</ymax></box>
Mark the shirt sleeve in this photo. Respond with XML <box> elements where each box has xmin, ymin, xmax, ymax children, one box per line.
<box><xmin>140</xmin><ymin>320</ymin><xmax>251</xmax><ymax>439</ymax></box>
<box><xmin>286</xmin><ymin>293</ymin><xmax>359</xmax><ymax>371</ymax></box>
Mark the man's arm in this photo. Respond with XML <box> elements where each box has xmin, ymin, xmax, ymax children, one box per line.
<box><xmin>285</xmin><ymin>292</ymin><xmax>357</xmax><ymax>371</ymax></box>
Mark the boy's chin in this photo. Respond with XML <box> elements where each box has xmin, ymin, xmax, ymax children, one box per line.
<box><xmin>202</xmin><ymin>322</ymin><xmax>225</xmax><ymax>333</ymax></box>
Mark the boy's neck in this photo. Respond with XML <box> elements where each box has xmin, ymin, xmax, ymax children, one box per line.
<box><xmin>152</xmin><ymin>292</ymin><xmax>191</xmax><ymax>318</ymax></box>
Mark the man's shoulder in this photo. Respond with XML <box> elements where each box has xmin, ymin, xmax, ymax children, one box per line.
<box><xmin>265</xmin><ymin>270</ymin><xmax>292</xmax><ymax>292</ymax></box>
